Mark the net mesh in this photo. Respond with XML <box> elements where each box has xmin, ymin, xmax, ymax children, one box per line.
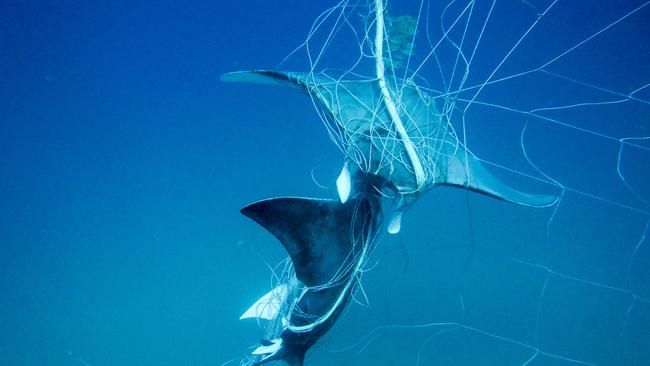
<box><xmin>231</xmin><ymin>0</ymin><xmax>650</xmax><ymax>365</ymax></box>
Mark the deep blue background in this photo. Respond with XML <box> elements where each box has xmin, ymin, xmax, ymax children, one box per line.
<box><xmin>1</xmin><ymin>1</ymin><xmax>649</xmax><ymax>365</ymax></box>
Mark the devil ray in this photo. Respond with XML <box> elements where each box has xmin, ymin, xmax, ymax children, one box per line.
<box><xmin>223</xmin><ymin>69</ymin><xmax>556</xmax><ymax>365</ymax></box>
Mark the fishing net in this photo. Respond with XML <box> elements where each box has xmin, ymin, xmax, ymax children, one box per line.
<box><xmin>230</xmin><ymin>1</ymin><xmax>650</xmax><ymax>365</ymax></box>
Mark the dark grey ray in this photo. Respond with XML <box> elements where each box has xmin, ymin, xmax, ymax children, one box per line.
<box><xmin>240</xmin><ymin>194</ymin><xmax>382</xmax><ymax>366</ymax></box>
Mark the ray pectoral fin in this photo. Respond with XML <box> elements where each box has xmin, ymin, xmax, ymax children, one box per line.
<box><xmin>241</xmin><ymin>197</ymin><xmax>368</xmax><ymax>287</ymax></box>
<box><xmin>444</xmin><ymin>152</ymin><xmax>558</xmax><ymax>207</ymax></box>
<box><xmin>220</xmin><ymin>70</ymin><xmax>303</xmax><ymax>90</ymax></box>
<box><xmin>240</xmin><ymin>284</ymin><xmax>288</xmax><ymax>320</ymax></box>
<box><xmin>252</xmin><ymin>338</ymin><xmax>282</xmax><ymax>356</ymax></box>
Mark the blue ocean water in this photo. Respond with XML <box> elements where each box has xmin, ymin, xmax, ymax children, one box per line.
<box><xmin>1</xmin><ymin>1</ymin><xmax>649</xmax><ymax>366</ymax></box>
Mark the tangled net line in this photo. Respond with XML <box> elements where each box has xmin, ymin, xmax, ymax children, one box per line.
<box><xmin>232</xmin><ymin>0</ymin><xmax>650</xmax><ymax>365</ymax></box>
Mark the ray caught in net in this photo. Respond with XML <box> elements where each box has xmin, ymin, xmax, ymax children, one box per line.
<box><xmin>230</xmin><ymin>0</ymin><xmax>650</xmax><ymax>365</ymax></box>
